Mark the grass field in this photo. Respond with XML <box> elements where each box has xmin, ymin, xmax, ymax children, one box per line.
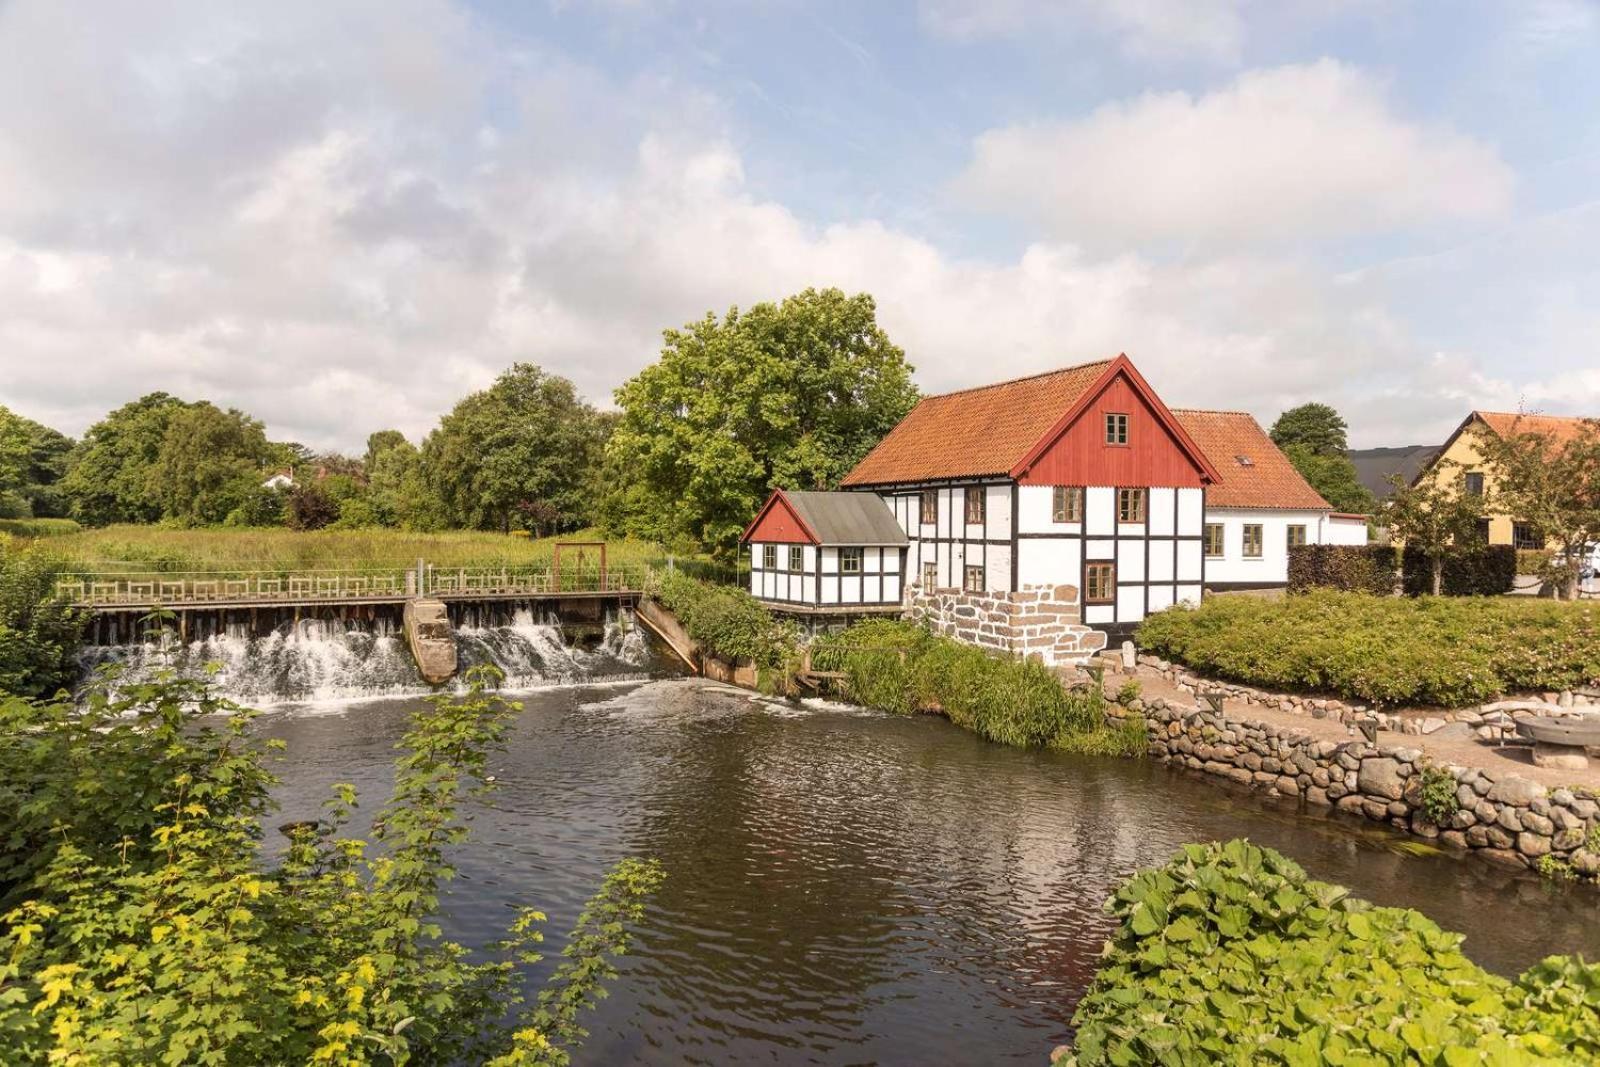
<box><xmin>0</xmin><ymin>518</ymin><xmax>82</xmax><ymax>538</ymax></box>
<box><xmin>28</xmin><ymin>524</ymin><xmax>714</xmax><ymax>580</ymax></box>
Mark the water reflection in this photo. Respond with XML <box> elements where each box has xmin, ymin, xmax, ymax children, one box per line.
<box><xmin>257</xmin><ymin>679</ymin><xmax>1600</xmax><ymax>1066</ymax></box>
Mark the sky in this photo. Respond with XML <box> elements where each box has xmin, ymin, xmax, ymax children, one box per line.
<box><xmin>0</xmin><ymin>0</ymin><xmax>1597</xmax><ymax>453</ymax></box>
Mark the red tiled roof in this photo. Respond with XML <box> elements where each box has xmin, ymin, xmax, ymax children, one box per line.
<box><xmin>1171</xmin><ymin>409</ymin><xmax>1331</xmax><ymax>510</ymax></box>
<box><xmin>841</xmin><ymin>360</ymin><xmax>1115</xmax><ymax>486</ymax></box>
<box><xmin>1473</xmin><ymin>411</ymin><xmax>1596</xmax><ymax>447</ymax></box>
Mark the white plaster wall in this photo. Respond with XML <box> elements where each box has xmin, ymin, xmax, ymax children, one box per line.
<box><xmin>986</xmin><ymin>484</ymin><xmax>1013</xmax><ymax>540</ymax></box>
<box><xmin>1177</xmin><ymin>488</ymin><xmax>1204</xmax><ymax>536</ymax></box>
<box><xmin>1148</xmin><ymin>487</ymin><xmax>1175</xmax><ymax>536</ymax></box>
<box><xmin>1085</xmin><ymin>487</ymin><xmax>1115</xmax><ymax>536</ymax></box>
<box><xmin>984</xmin><ymin>543</ymin><xmax>1012</xmax><ymax>592</ymax></box>
<box><xmin>1203</xmin><ymin>509</ymin><xmax>1329</xmax><ymax>585</ymax></box>
<box><xmin>1017</xmin><ymin>537</ymin><xmax>1081</xmax><ymax>588</ymax></box>
<box><xmin>1323</xmin><ymin>515</ymin><xmax>1370</xmax><ymax>546</ymax></box>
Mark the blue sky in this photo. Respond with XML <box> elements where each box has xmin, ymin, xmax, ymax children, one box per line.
<box><xmin>1</xmin><ymin>0</ymin><xmax>1596</xmax><ymax>451</ymax></box>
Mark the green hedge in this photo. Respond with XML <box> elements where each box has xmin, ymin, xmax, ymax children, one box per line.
<box><xmin>811</xmin><ymin>619</ymin><xmax>1144</xmax><ymax>755</ymax></box>
<box><xmin>1286</xmin><ymin>544</ymin><xmax>1397</xmax><ymax>594</ymax></box>
<box><xmin>650</xmin><ymin>570</ymin><xmax>799</xmax><ymax>670</ymax></box>
<box><xmin>1058</xmin><ymin>840</ymin><xmax>1600</xmax><ymax>1065</ymax></box>
<box><xmin>1136</xmin><ymin>590</ymin><xmax>1600</xmax><ymax>706</ymax></box>
<box><xmin>1402</xmin><ymin>543</ymin><xmax>1518</xmax><ymax>596</ymax></box>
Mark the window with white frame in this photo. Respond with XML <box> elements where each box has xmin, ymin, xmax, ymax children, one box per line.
<box><xmin>1242</xmin><ymin>524</ymin><xmax>1263</xmax><ymax>558</ymax></box>
<box><xmin>964</xmin><ymin>565</ymin><xmax>984</xmax><ymax>593</ymax></box>
<box><xmin>762</xmin><ymin>544</ymin><xmax>777</xmax><ymax>570</ymax></box>
<box><xmin>840</xmin><ymin>547</ymin><xmax>863</xmax><ymax>574</ymax></box>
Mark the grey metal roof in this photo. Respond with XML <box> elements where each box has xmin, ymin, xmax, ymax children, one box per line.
<box><xmin>784</xmin><ymin>491</ymin><xmax>908</xmax><ymax>546</ymax></box>
<box><xmin>1348</xmin><ymin>445</ymin><xmax>1441</xmax><ymax>499</ymax></box>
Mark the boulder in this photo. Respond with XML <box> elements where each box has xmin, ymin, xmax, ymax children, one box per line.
<box><xmin>1486</xmin><ymin>776</ymin><xmax>1546</xmax><ymax>807</ymax></box>
<box><xmin>1517</xmin><ymin>832</ymin><xmax>1552</xmax><ymax>858</ymax></box>
<box><xmin>1358</xmin><ymin>758</ymin><xmax>1405</xmax><ymax>801</ymax></box>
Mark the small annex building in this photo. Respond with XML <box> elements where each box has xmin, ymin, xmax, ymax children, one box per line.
<box><xmin>1172</xmin><ymin>409</ymin><xmax>1368</xmax><ymax>589</ymax></box>
<box><xmin>742</xmin><ymin>489</ymin><xmax>908</xmax><ymax>619</ymax></box>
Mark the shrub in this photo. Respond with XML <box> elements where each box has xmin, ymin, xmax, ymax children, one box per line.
<box><xmin>1057</xmin><ymin>839</ymin><xmax>1600</xmax><ymax>1065</ymax></box>
<box><xmin>811</xmin><ymin>619</ymin><xmax>1137</xmax><ymax>754</ymax></box>
<box><xmin>650</xmin><ymin>570</ymin><xmax>799</xmax><ymax>671</ymax></box>
<box><xmin>1287</xmin><ymin>543</ymin><xmax>1397</xmax><ymax>594</ymax></box>
<box><xmin>0</xmin><ymin>670</ymin><xmax>661</xmax><ymax>1064</ymax></box>
<box><xmin>1136</xmin><ymin>589</ymin><xmax>1600</xmax><ymax>706</ymax></box>
<box><xmin>1402</xmin><ymin>543</ymin><xmax>1518</xmax><ymax>596</ymax></box>
<box><xmin>0</xmin><ymin>539</ymin><xmax>83</xmax><ymax>698</ymax></box>
<box><xmin>1417</xmin><ymin>764</ymin><xmax>1460</xmax><ymax>825</ymax></box>
<box><xmin>1518</xmin><ymin>548</ymin><xmax>1555</xmax><ymax>576</ymax></box>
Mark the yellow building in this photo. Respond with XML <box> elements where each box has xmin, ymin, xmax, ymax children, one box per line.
<box><xmin>1412</xmin><ymin>411</ymin><xmax>1593</xmax><ymax>548</ymax></box>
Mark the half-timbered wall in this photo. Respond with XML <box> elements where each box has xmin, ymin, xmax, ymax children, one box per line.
<box><xmin>748</xmin><ymin>542</ymin><xmax>819</xmax><ymax>605</ymax></box>
<box><xmin>748</xmin><ymin>542</ymin><xmax>904</xmax><ymax>608</ymax></box>
<box><xmin>883</xmin><ymin>481</ymin><xmax>1012</xmax><ymax>595</ymax></box>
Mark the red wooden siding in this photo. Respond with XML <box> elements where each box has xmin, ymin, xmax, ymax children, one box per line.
<box><xmin>1017</xmin><ymin>373</ymin><xmax>1208</xmax><ymax>487</ymax></box>
<box><xmin>744</xmin><ymin>493</ymin><xmax>817</xmax><ymax>544</ymax></box>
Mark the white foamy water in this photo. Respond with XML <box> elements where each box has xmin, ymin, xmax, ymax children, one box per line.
<box><xmin>80</xmin><ymin>608</ymin><xmax>654</xmax><ymax>707</ymax></box>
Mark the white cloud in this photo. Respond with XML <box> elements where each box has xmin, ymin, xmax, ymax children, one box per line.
<box><xmin>918</xmin><ymin>0</ymin><xmax>1250</xmax><ymax>61</ymax></box>
<box><xmin>0</xmin><ymin>1</ymin><xmax>1588</xmax><ymax>458</ymax></box>
<box><xmin>953</xmin><ymin>60</ymin><xmax>1514</xmax><ymax>249</ymax></box>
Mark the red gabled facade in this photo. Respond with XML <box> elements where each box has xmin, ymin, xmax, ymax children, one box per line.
<box><xmin>1012</xmin><ymin>363</ymin><xmax>1217</xmax><ymax>488</ymax></box>
<box><xmin>741</xmin><ymin>490</ymin><xmax>818</xmax><ymax>545</ymax></box>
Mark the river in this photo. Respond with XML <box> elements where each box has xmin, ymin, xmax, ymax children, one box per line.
<box><xmin>255</xmin><ymin>673</ymin><xmax>1600</xmax><ymax>1066</ymax></box>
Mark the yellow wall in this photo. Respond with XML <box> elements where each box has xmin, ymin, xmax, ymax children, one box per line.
<box><xmin>1416</xmin><ymin>419</ymin><xmax>1517</xmax><ymax>545</ymax></box>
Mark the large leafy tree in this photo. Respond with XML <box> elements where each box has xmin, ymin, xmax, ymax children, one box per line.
<box><xmin>1476</xmin><ymin>418</ymin><xmax>1600</xmax><ymax>600</ymax></box>
<box><xmin>365</xmin><ymin>431</ymin><xmax>433</xmax><ymax>528</ymax></box>
<box><xmin>149</xmin><ymin>402</ymin><xmax>276</xmax><ymax>526</ymax></box>
<box><xmin>1270</xmin><ymin>403</ymin><xmax>1376</xmax><ymax>514</ymax></box>
<box><xmin>0</xmin><ymin>408</ymin><xmax>74</xmax><ymax>519</ymax></box>
<box><xmin>60</xmin><ymin>392</ymin><xmax>193</xmax><ymax>525</ymax></box>
<box><xmin>605</xmin><ymin>288</ymin><xmax>918</xmax><ymax>557</ymax></box>
<box><xmin>421</xmin><ymin>364</ymin><xmax>605</xmax><ymax>532</ymax></box>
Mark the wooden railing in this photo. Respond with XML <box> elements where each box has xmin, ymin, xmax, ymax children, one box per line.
<box><xmin>56</xmin><ymin>562</ymin><xmax>661</xmax><ymax>608</ymax></box>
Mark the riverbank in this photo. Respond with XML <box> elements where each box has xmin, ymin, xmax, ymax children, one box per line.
<box><xmin>1109</xmin><ymin>666</ymin><xmax>1600</xmax><ymax>882</ymax></box>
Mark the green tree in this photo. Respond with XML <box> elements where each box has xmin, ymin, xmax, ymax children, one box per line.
<box><xmin>0</xmin><ymin>541</ymin><xmax>82</xmax><ymax>698</ymax></box>
<box><xmin>60</xmin><ymin>393</ymin><xmax>193</xmax><ymax>525</ymax></box>
<box><xmin>1270</xmin><ymin>403</ymin><xmax>1376</xmax><ymax>514</ymax></box>
<box><xmin>366</xmin><ymin>433</ymin><xmax>434</xmax><ymax>528</ymax></box>
<box><xmin>363</xmin><ymin>429</ymin><xmax>408</xmax><ymax>472</ymax></box>
<box><xmin>1384</xmin><ymin>463</ymin><xmax>1485</xmax><ymax>596</ymax></box>
<box><xmin>421</xmin><ymin>364</ymin><xmax>605</xmax><ymax>532</ymax></box>
<box><xmin>148</xmin><ymin>402</ymin><xmax>275</xmax><ymax>526</ymax></box>
<box><xmin>0</xmin><ymin>409</ymin><xmax>73</xmax><ymax>519</ymax></box>
<box><xmin>1476</xmin><ymin>417</ymin><xmax>1600</xmax><ymax>600</ymax></box>
<box><xmin>605</xmin><ymin>288</ymin><xmax>918</xmax><ymax>557</ymax></box>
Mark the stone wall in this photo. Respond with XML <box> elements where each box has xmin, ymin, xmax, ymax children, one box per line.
<box><xmin>1137</xmin><ymin>654</ymin><xmax>1599</xmax><ymax>742</ymax></box>
<box><xmin>1134</xmin><ymin>698</ymin><xmax>1600</xmax><ymax>879</ymax></box>
<box><xmin>905</xmin><ymin>583</ymin><xmax>1107</xmax><ymax>666</ymax></box>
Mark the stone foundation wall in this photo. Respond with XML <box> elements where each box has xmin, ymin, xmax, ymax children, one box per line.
<box><xmin>1137</xmin><ymin>654</ymin><xmax>1600</xmax><ymax>741</ymax></box>
<box><xmin>1134</xmin><ymin>699</ymin><xmax>1600</xmax><ymax>879</ymax></box>
<box><xmin>905</xmin><ymin>583</ymin><xmax>1107</xmax><ymax>666</ymax></box>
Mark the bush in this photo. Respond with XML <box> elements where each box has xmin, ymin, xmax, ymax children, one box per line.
<box><xmin>1136</xmin><ymin>589</ymin><xmax>1600</xmax><ymax>706</ymax></box>
<box><xmin>1402</xmin><ymin>543</ymin><xmax>1518</xmax><ymax>596</ymax></box>
<box><xmin>0</xmin><ymin>670</ymin><xmax>661</xmax><ymax>1064</ymax></box>
<box><xmin>1519</xmin><ymin>548</ymin><xmax>1556</xmax><ymax>576</ymax></box>
<box><xmin>1058</xmin><ymin>839</ymin><xmax>1600</xmax><ymax>1065</ymax></box>
<box><xmin>0</xmin><ymin>518</ymin><xmax>80</xmax><ymax>538</ymax></box>
<box><xmin>1287</xmin><ymin>543</ymin><xmax>1397</xmax><ymax>594</ymax></box>
<box><xmin>811</xmin><ymin>619</ymin><xmax>1139</xmax><ymax>754</ymax></box>
<box><xmin>650</xmin><ymin>570</ymin><xmax>799</xmax><ymax>671</ymax></box>
<box><xmin>0</xmin><ymin>539</ymin><xmax>83</xmax><ymax>698</ymax></box>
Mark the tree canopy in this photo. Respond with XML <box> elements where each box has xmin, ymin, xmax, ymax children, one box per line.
<box><xmin>1271</xmin><ymin>403</ymin><xmax>1375</xmax><ymax>514</ymax></box>
<box><xmin>60</xmin><ymin>392</ymin><xmax>192</xmax><ymax>525</ymax></box>
<box><xmin>1476</xmin><ymin>418</ymin><xmax>1600</xmax><ymax>599</ymax></box>
<box><xmin>421</xmin><ymin>364</ymin><xmax>607</xmax><ymax>533</ymax></box>
<box><xmin>1384</xmin><ymin>462</ymin><xmax>1485</xmax><ymax>596</ymax></box>
<box><xmin>0</xmin><ymin>408</ymin><xmax>73</xmax><ymax>520</ymax></box>
<box><xmin>603</xmin><ymin>288</ymin><xmax>918</xmax><ymax>557</ymax></box>
<box><xmin>150</xmin><ymin>402</ymin><xmax>277</xmax><ymax>527</ymax></box>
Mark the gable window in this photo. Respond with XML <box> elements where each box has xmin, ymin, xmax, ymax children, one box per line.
<box><xmin>1085</xmin><ymin>562</ymin><xmax>1115</xmax><ymax>604</ymax></box>
<box><xmin>1287</xmin><ymin>525</ymin><xmax>1308</xmax><ymax>549</ymax></box>
<box><xmin>1513</xmin><ymin>522</ymin><xmax>1545</xmax><ymax>550</ymax></box>
<box><xmin>964</xmin><ymin>565</ymin><xmax>985</xmax><ymax>593</ymax></box>
<box><xmin>1105</xmin><ymin>413</ymin><xmax>1129</xmax><ymax>446</ymax></box>
<box><xmin>1204</xmin><ymin>523</ymin><xmax>1224</xmax><ymax>558</ymax></box>
<box><xmin>1242</xmin><ymin>524</ymin><xmax>1263</xmax><ymax>558</ymax></box>
<box><xmin>762</xmin><ymin>544</ymin><xmax>777</xmax><ymax>570</ymax></box>
<box><xmin>1117</xmin><ymin>488</ymin><xmax>1146</xmax><ymax>524</ymax></box>
<box><xmin>1463</xmin><ymin>471</ymin><xmax>1485</xmax><ymax>496</ymax></box>
<box><xmin>1052</xmin><ymin>486</ymin><xmax>1083</xmax><ymax>523</ymax></box>
<box><xmin>840</xmin><ymin>547</ymin><xmax>863</xmax><ymax>574</ymax></box>
<box><xmin>922</xmin><ymin>562</ymin><xmax>938</xmax><ymax>589</ymax></box>
<box><xmin>965</xmin><ymin>486</ymin><xmax>985</xmax><ymax>523</ymax></box>
<box><xmin>919</xmin><ymin>490</ymin><xmax>937</xmax><ymax>524</ymax></box>
<box><xmin>788</xmin><ymin>546</ymin><xmax>804</xmax><ymax>572</ymax></box>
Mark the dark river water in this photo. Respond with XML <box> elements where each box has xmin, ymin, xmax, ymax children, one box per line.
<box><xmin>257</xmin><ymin>678</ymin><xmax>1600</xmax><ymax>1066</ymax></box>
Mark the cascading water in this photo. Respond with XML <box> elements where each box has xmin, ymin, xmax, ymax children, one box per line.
<box><xmin>78</xmin><ymin>604</ymin><xmax>657</xmax><ymax>706</ymax></box>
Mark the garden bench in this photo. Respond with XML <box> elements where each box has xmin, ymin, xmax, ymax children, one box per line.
<box><xmin>1515</xmin><ymin>716</ymin><xmax>1600</xmax><ymax>770</ymax></box>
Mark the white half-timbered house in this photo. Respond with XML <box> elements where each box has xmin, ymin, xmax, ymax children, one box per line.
<box><xmin>741</xmin><ymin>489</ymin><xmax>908</xmax><ymax>616</ymax></box>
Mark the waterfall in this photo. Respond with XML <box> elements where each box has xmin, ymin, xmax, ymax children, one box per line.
<box><xmin>79</xmin><ymin>605</ymin><xmax>656</xmax><ymax>706</ymax></box>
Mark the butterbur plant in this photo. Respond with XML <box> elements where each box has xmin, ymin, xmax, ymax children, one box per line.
<box><xmin>0</xmin><ymin>666</ymin><xmax>662</xmax><ymax>1065</ymax></box>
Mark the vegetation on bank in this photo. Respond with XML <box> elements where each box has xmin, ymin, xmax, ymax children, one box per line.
<box><xmin>812</xmin><ymin>619</ymin><xmax>1146</xmax><ymax>755</ymax></box>
<box><xmin>1136</xmin><ymin>590</ymin><xmax>1600</xmax><ymax>707</ymax></box>
<box><xmin>647</xmin><ymin>574</ymin><xmax>1142</xmax><ymax>755</ymax></box>
<box><xmin>1057</xmin><ymin>839</ymin><xmax>1600</xmax><ymax>1065</ymax></box>
<box><xmin>0</xmin><ymin>669</ymin><xmax>660</xmax><ymax>1064</ymax></box>
<box><xmin>0</xmin><ymin>539</ymin><xmax>81</xmax><ymax>697</ymax></box>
